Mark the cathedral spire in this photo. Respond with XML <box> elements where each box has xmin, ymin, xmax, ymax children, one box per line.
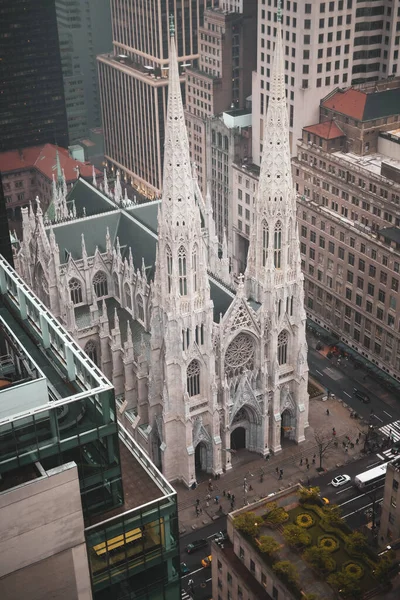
<box><xmin>245</xmin><ymin>12</ymin><xmax>299</xmax><ymax>299</ymax></box>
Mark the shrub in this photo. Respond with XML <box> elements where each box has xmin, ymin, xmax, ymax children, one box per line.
<box><xmin>299</xmin><ymin>486</ymin><xmax>321</xmax><ymax>505</ymax></box>
<box><xmin>296</xmin><ymin>512</ymin><xmax>314</xmax><ymax>528</ymax></box>
<box><xmin>318</xmin><ymin>535</ymin><xmax>339</xmax><ymax>553</ymax></box>
<box><xmin>234</xmin><ymin>512</ymin><xmax>259</xmax><ymax>537</ymax></box>
<box><xmin>273</xmin><ymin>560</ymin><xmax>300</xmax><ymax>586</ymax></box>
<box><xmin>283</xmin><ymin>524</ymin><xmax>311</xmax><ymax>549</ymax></box>
<box><xmin>373</xmin><ymin>553</ymin><xmax>394</xmax><ymax>583</ymax></box>
<box><xmin>258</xmin><ymin>535</ymin><xmax>280</xmax><ymax>556</ymax></box>
<box><xmin>346</xmin><ymin>531</ymin><xmax>367</xmax><ymax>555</ymax></box>
<box><xmin>343</xmin><ymin>561</ymin><xmax>364</xmax><ymax>580</ymax></box>
<box><xmin>322</xmin><ymin>505</ymin><xmax>345</xmax><ymax>529</ymax></box>
<box><xmin>327</xmin><ymin>570</ymin><xmax>363</xmax><ymax>599</ymax></box>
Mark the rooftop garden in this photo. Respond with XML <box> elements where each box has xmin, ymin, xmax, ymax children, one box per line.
<box><xmin>233</xmin><ymin>486</ymin><xmax>395</xmax><ymax>600</ymax></box>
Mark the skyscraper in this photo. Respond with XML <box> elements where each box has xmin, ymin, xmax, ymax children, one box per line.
<box><xmin>252</xmin><ymin>0</ymin><xmax>400</xmax><ymax>162</ymax></box>
<box><xmin>98</xmin><ymin>0</ymin><xmax>215</xmax><ymax>198</ymax></box>
<box><xmin>0</xmin><ymin>0</ymin><xmax>68</xmax><ymax>152</ymax></box>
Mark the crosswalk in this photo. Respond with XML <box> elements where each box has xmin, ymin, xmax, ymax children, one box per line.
<box><xmin>378</xmin><ymin>420</ymin><xmax>400</xmax><ymax>443</ymax></box>
<box><xmin>181</xmin><ymin>590</ymin><xmax>193</xmax><ymax>600</ymax></box>
<box><xmin>376</xmin><ymin>420</ymin><xmax>400</xmax><ymax>460</ymax></box>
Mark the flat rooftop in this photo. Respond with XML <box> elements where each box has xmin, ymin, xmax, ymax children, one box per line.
<box><xmin>332</xmin><ymin>150</ymin><xmax>400</xmax><ymax>179</ymax></box>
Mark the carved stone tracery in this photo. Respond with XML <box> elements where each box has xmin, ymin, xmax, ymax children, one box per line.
<box><xmin>224</xmin><ymin>333</ymin><xmax>255</xmax><ymax>378</ymax></box>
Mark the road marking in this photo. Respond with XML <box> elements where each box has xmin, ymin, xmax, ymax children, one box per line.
<box><xmin>316</xmin><ymin>370</ymin><xmax>323</xmax><ymax>376</ymax></box>
<box><xmin>383</xmin><ymin>411</ymin><xmax>392</xmax><ymax>418</ymax></box>
<box><xmin>343</xmin><ymin>501</ymin><xmax>374</xmax><ymax>519</ymax></box>
<box><xmin>377</xmin><ymin>453</ymin><xmax>385</xmax><ymax>460</ymax></box>
<box><xmin>336</xmin><ymin>486</ymin><xmax>353</xmax><ymax>494</ymax></box>
<box><xmin>367</xmin><ymin>461</ymin><xmax>382</xmax><ymax>468</ymax></box>
<box><xmin>343</xmin><ymin>391</ymin><xmax>351</xmax><ymax>398</ymax></box>
<box><xmin>206</xmin><ymin>578</ymin><xmax>212</xmax><ymax>583</ymax></box>
<box><xmin>372</xmin><ymin>415</ymin><xmax>383</xmax><ymax>423</ymax></box>
<box><xmin>338</xmin><ymin>484</ymin><xmax>385</xmax><ymax>507</ymax></box>
<box><xmin>181</xmin><ymin>567</ymin><xmax>204</xmax><ymax>579</ymax></box>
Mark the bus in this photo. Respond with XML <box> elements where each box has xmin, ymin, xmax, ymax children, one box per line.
<box><xmin>354</xmin><ymin>462</ymin><xmax>390</xmax><ymax>489</ymax></box>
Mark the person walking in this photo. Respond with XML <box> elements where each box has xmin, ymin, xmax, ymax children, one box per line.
<box><xmin>196</xmin><ymin>498</ymin><xmax>200</xmax><ymax>507</ymax></box>
<box><xmin>326</xmin><ymin>408</ymin><xmax>330</xmax><ymax>416</ymax></box>
<box><xmin>312</xmin><ymin>457</ymin><xmax>315</xmax><ymax>465</ymax></box>
<box><xmin>275</xmin><ymin>467</ymin><xmax>279</xmax><ymax>475</ymax></box>
<box><xmin>307</xmin><ymin>463</ymin><xmax>310</xmax><ymax>470</ymax></box>
<box><xmin>300</xmin><ymin>457</ymin><xmax>303</xmax><ymax>466</ymax></box>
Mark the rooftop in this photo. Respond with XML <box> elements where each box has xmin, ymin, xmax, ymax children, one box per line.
<box><xmin>378</xmin><ymin>227</ymin><xmax>400</xmax><ymax>245</ymax></box>
<box><xmin>331</xmin><ymin>150</ymin><xmax>400</xmax><ymax>180</ymax></box>
<box><xmin>322</xmin><ymin>85</ymin><xmax>400</xmax><ymax>121</ymax></box>
<box><xmin>217</xmin><ymin>541</ymin><xmax>273</xmax><ymax>600</ymax></box>
<box><xmin>0</xmin><ymin>143</ymin><xmax>100</xmax><ymax>182</ymax></box>
<box><xmin>303</xmin><ymin>121</ymin><xmax>345</xmax><ymax>140</ymax></box>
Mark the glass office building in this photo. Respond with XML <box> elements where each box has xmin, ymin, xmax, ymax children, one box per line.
<box><xmin>0</xmin><ymin>254</ymin><xmax>180</xmax><ymax>600</ymax></box>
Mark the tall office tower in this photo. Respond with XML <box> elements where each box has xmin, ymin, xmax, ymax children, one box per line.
<box><xmin>0</xmin><ymin>257</ymin><xmax>180</xmax><ymax>600</ymax></box>
<box><xmin>55</xmin><ymin>0</ymin><xmax>113</xmax><ymax>143</ymax></box>
<box><xmin>252</xmin><ymin>0</ymin><xmax>400</xmax><ymax>164</ymax></box>
<box><xmin>185</xmin><ymin>3</ymin><xmax>257</xmax><ymax>195</ymax></box>
<box><xmin>98</xmin><ymin>0</ymin><xmax>215</xmax><ymax>199</ymax></box>
<box><xmin>0</xmin><ymin>0</ymin><xmax>68</xmax><ymax>152</ymax></box>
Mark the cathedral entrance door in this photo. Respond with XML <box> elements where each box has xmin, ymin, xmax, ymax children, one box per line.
<box><xmin>281</xmin><ymin>409</ymin><xmax>295</xmax><ymax>444</ymax></box>
<box><xmin>195</xmin><ymin>442</ymin><xmax>207</xmax><ymax>474</ymax></box>
<box><xmin>230</xmin><ymin>426</ymin><xmax>246</xmax><ymax>450</ymax></box>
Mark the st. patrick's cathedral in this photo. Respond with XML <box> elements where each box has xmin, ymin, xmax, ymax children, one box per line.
<box><xmin>14</xmin><ymin>19</ymin><xmax>309</xmax><ymax>487</ymax></box>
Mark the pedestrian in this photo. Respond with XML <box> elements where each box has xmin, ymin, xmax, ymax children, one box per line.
<box><xmin>219</xmin><ymin>504</ymin><xmax>223</xmax><ymax>512</ymax></box>
<box><xmin>306</xmin><ymin>457</ymin><xmax>309</xmax><ymax>465</ymax></box>
<box><xmin>300</xmin><ymin>457</ymin><xmax>303</xmax><ymax>466</ymax></box>
<box><xmin>275</xmin><ymin>467</ymin><xmax>279</xmax><ymax>475</ymax></box>
<box><xmin>356</xmin><ymin>437</ymin><xmax>359</xmax><ymax>445</ymax></box>
<box><xmin>227</xmin><ymin>491</ymin><xmax>231</xmax><ymax>500</ymax></box>
<box><xmin>266</xmin><ymin>453</ymin><xmax>270</xmax><ymax>461</ymax></box>
<box><xmin>326</xmin><ymin>408</ymin><xmax>330</xmax><ymax>416</ymax></box>
<box><xmin>312</xmin><ymin>457</ymin><xmax>316</xmax><ymax>465</ymax></box>
<box><xmin>199</xmin><ymin>507</ymin><xmax>203</xmax><ymax>515</ymax></box>
<box><xmin>345</xmin><ymin>446</ymin><xmax>348</xmax><ymax>453</ymax></box>
<box><xmin>313</xmin><ymin>454</ymin><xmax>316</xmax><ymax>460</ymax></box>
<box><xmin>307</xmin><ymin>477</ymin><xmax>311</xmax><ymax>486</ymax></box>
<box><xmin>231</xmin><ymin>494</ymin><xmax>235</xmax><ymax>503</ymax></box>
<box><xmin>195</xmin><ymin>507</ymin><xmax>199</xmax><ymax>517</ymax></box>
<box><xmin>249</xmin><ymin>484</ymin><xmax>253</xmax><ymax>491</ymax></box>
<box><xmin>206</xmin><ymin>493</ymin><xmax>211</xmax><ymax>501</ymax></box>
<box><xmin>196</xmin><ymin>498</ymin><xmax>200</xmax><ymax>507</ymax></box>
<box><xmin>223</xmin><ymin>490</ymin><xmax>226</xmax><ymax>497</ymax></box>
<box><xmin>307</xmin><ymin>463</ymin><xmax>310</xmax><ymax>470</ymax></box>
<box><xmin>280</xmin><ymin>469</ymin><xmax>283</xmax><ymax>476</ymax></box>
<box><xmin>230</xmin><ymin>500</ymin><xmax>234</xmax><ymax>510</ymax></box>
<box><xmin>327</xmin><ymin>389</ymin><xmax>331</xmax><ymax>397</ymax></box>
<box><xmin>279</xmin><ymin>472</ymin><xmax>283</xmax><ymax>480</ymax></box>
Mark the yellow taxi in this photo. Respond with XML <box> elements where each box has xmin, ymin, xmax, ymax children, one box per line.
<box><xmin>322</xmin><ymin>497</ymin><xmax>330</xmax><ymax>505</ymax></box>
<box><xmin>201</xmin><ymin>555</ymin><xmax>212</xmax><ymax>568</ymax></box>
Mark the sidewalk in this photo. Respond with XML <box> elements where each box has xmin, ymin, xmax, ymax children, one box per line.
<box><xmin>177</xmin><ymin>393</ymin><xmax>368</xmax><ymax>535</ymax></box>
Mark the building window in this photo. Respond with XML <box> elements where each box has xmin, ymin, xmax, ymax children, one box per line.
<box><xmin>113</xmin><ymin>272</ymin><xmax>120</xmax><ymax>298</ymax></box>
<box><xmin>393</xmin><ymin>479</ymin><xmax>399</xmax><ymax>491</ymax></box>
<box><xmin>391</xmin><ymin>496</ymin><xmax>397</xmax><ymax>508</ymax></box>
<box><xmin>278</xmin><ymin>330</ymin><xmax>288</xmax><ymax>365</ymax></box>
<box><xmin>84</xmin><ymin>340</ymin><xmax>98</xmax><ymax>366</ymax></box>
<box><xmin>250</xmin><ymin>559</ymin><xmax>255</xmax><ymax>573</ymax></box>
<box><xmin>187</xmin><ymin>359</ymin><xmax>200</xmax><ymax>396</ymax></box>
<box><xmin>124</xmin><ymin>283</ymin><xmax>132</xmax><ymax>309</ymax></box>
<box><xmin>137</xmin><ymin>295</ymin><xmax>144</xmax><ymax>322</ymax></box>
<box><xmin>239</xmin><ymin>546</ymin><xmax>244</xmax><ymax>560</ymax></box>
<box><xmin>69</xmin><ymin>278</ymin><xmax>83</xmax><ymax>304</ymax></box>
<box><xmin>178</xmin><ymin>246</ymin><xmax>187</xmax><ymax>295</ymax></box>
<box><xmin>263</xmin><ymin>220</ymin><xmax>269</xmax><ymax>266</ymax></box>
<box><xmin>192</xmin><ymin>246</ymin><xmax>198</xmax><ymax>292</ymax></box>
<box><xmin>167</xmin><ymin>246</ymin><xmax>173</xmax><ymax>293</ymax></box>
<box><xmin>274</xmin><ymin>221</ymin><xmax>282</xmax><ymax>268</ymax></box>
<box><xmin>93</xmin><ymin>271</ymin><xmax>108</xmax><ymax>297</ymax></box>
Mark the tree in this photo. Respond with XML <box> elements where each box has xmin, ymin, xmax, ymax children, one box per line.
<box><xmin>283</xmin><ymin>524</ymin><xmax>311</xmax><ymax>548</ymax></box>
<box><xmin>273</xmin><ymin>560</ymin><xmax>300</xmax><ymax>586</ymax></box>
<box><xmin>323</xmin><ymin>504</ymin><xmax>345</xmax><ymax>528</ymax></box>
<box><xmin>347</xmin><ymin>531</ymin><xmax>367</xmax><ymax>554</ymax></box>
<box><xmin>258</xmin><ymin>535</ymin><xmax>280</xmax><ymax>556</ymax></box>
<box><xmin>327</xmin><ymin>571</ymin><xmax>362</xmax><ymax>599</ymax></box>
<box><xmin>264</xmin><ymin>502</ymin><xmax>289</xmax><ymax>525</ymax></box>
<box><xmin>303</xmin><ymin>546</ymin><xmax>331</xmax><ymax>571</ymax></box>
<box><xmin>374</xmin><ymin>553</ymin><xmax>394</xmax><ymax>583</ymax></box>
<box><xmin>299</xmin><ymin>486</ymin><xmax>321</xmax><ymax>504</ymax></box>
<box><xmin>314</xmin><ymin>430</ymin><xmax>335</xmax><ymax>471</ymax></box>
<box><xmin>234</xmin><ymin>512</ymin><xmax>259</xmax><ymax>537</ymax></box>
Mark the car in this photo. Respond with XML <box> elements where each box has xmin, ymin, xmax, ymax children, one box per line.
<box><xmin>201</xmin><ymin>555</ymin><xmax>212</xmax><ymax>568</ymax></box>
<box><xmin>180</xmin><ymin>562</ymin><xmax>190</xmax><ymax>574</ymax></box>
<box><xmin>185</xmin><ymin>538</ymin><xmax>208</xmax><ymax>554</ymax></box>
<box><xmin>211</xmin><ymin>530</ymin><xmax>227</xmax><ymax>543</ymax></box>
<box><xmin>331</xmin><ymin>474</ymin><xmax>351</xmax><ymax>487</ymax></box>
<box><xmin>354</xmin><ymin>388</ymin><xmax>371</xmax><ymax>403</ymax></box>
<box><xmin>322</xmin><ymin>497</ymin><xmax>330</xmax><ymax>505</ymax></box>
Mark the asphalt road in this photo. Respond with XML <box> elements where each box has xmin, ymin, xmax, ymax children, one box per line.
<box><xmin>180</xmin><ymin>516</ymin><xmax>227</xmax><ymax>600</ymax></box>
<box><xmin>308</xmin><ymin>347</ymin><xmax>400</xmax><ymax>427</ymax></box>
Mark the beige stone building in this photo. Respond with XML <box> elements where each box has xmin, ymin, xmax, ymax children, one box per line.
<box><xmin>379</xmin><ymin>458</ymin><xmax>400</xmax><ymax>545</ymax></box>
<box><xmin>212</xmin><ymin>486</ymin><xmax>335</xmax><ymax>600</ymax></box>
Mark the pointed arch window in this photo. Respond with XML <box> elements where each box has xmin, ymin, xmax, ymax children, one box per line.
<box><xmin>166</xmin><ymin>246</ymin><xmax>173</xmax><ymax>293</ymax></box>
<box><xmin>274</xmin><ymin>221</ymin><xmax>282</xmax><ymax>269</ymax></box>
<box><xmin>124</xmin><ymin>283</ymin><xmax>132</xmax><ymax>309</ymax></box>
<box><xmin>262</xmin><ymin>221</ymin><xmax>269</xmax><ymax>266</ymax></box>
<box><xmin>278</xmin><ymin>330</ymin><xmax>288</xmax><ymax>365</ymax></box>
<box><xmin>93</xmin><ymin>271</ymin><xmax>108</xmax><ymax>297</ymax></box>
<box><xmin>137</xmin><ymin>295</ymin><xmax>144</xmax><ymax>322</ymax></box>
<box><xmin>84</xmin><ymin>340</ymin><xmax>98</xmax><ymax>366</ymax></box>
<box><xmin>178</xmin><ymin>246</ymin><xmax>187</xmax><ymax>295</ymax></box>
<box><xmin>69</xmin><ymin>278</ymin><xmax>83</xmax><ymax>304</ymax></box>
<box><xmin>113</xmin><ymin>272</ymin><xmax>120</xmax><ymax>298</ymax></box>
<box><xmin>187</xmin><ymin>359</ymin><xmax>200</xmax><ymax>397</ymax></box>
<box><xmin>192</xmin><ymin>245</ymin><xmax>198</xmax><ymax>292</ymax></box>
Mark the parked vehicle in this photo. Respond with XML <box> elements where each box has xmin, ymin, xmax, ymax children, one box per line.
<box><xmin>201</xmin><ymin>555</ymin><xmax>212</xmax><ymax>568</ymax></box>
<box><xmin>354</xmin><ymin>388</ymin><xmax>371</xmax><ymax>403</ymax></box>
<box><xmin>180</xmin><ymin>562</ymin><xmax>190</xmax><ymax>574</ymax></box>
<box><xmin>185</xmin><ymin>539</ymin><xmax>208</xmax><ymax>554</ymax></box>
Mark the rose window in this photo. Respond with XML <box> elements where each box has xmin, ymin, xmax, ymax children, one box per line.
<box><xmin>224</xmin><ymin>333</ymin><xmax>255</xmax><ymax>378</ymax></box>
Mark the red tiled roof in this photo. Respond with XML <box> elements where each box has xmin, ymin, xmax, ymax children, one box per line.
<box><xmin>303</xmin><ymin>121</ymin><xmax>345</xmax><ymax>140</ymax></box>
<box><xmin>0</xmin><ymin>143</ymin><xmax>100</xmax><ymax>182</ymax></box>
<box><xmin>322</xmin><ymin>88</ymin><xmax>367</xmax><ymax>120</ymax></box>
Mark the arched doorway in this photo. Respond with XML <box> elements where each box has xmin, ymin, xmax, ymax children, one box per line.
<box><xmin>281</xmin><ymin>409</ymin><xmax>295</xmax><ymax>444</ymax></box>
<box><xmin>195</xmin><ymin>442</ymin><xmax>208</xmax><ymax>474</ymax></box>
<box><xmin>231</xmin><ymin>427</ymin><xmax>246</xmax><ymax>450</ymax></box>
